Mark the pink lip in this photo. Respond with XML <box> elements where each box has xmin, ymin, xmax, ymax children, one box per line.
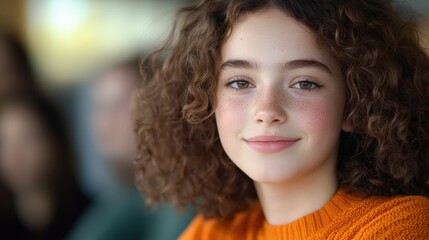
<box><xmin>244</xmin><ymin>136</ymin><xmax>300</xmax><ymax>153</ymax></box>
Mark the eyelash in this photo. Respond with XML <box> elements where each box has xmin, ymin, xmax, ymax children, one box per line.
<box><xmin>225</xmin><ymin>78</ymin><xmax>322</xmax><ymax>92</ymax></box>
<box><xmin>225</xmin><ymin>78</ymin><xmax>255</xmax><ymax>90</ymax></box>
<box><xmin>291</xmin><ymin>80</ymin><xmax>321</xmax><ymax>92</ymax></box>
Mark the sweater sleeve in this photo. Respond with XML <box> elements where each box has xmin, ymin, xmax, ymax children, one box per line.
<box><xmin>355</xmin><ymin>196</ymin><xmax>429</xmax><ymax>240</ymax></box>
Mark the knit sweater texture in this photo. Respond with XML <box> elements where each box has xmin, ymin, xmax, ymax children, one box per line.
<box><xmin>180</xmin><ymin>189</ymin><xmax>429</xmax><ymax>239</ymax></box>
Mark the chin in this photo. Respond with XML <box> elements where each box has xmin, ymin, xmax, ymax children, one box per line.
<box><xmin>249</xmin><ymin>170</ymin><xmax>299</xmax><ymax>184</ymax></box>
<box><xmin>237</xmin><ymin>158</ymin><xmax>302</xmax><ymax>184</ymax></box>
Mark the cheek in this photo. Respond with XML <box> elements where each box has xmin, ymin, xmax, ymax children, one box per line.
<box><xmin>293</xmin><ymin>94</ymin><xmax>345</xmax><ymax>141</ymax></box>
<box><xmin>215</xmin><ymin>93</ymin><xmax>249</xmax><ymax>141</ymax></box>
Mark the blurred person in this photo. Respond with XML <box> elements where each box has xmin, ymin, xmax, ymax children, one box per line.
<box><xmin>0</xmin><ymin>95</ymin><xmax>91</xmax><ymax>240</ymax></box>
<box><xmin>68</xmin><ymin>58</ymin><xmax>193</xmax><ymax>240</ymax></box>
<box><xmin>90</xmin><ymin>59</ymin><xmax>139</xmax><ymax>187</ymax></box>
<box><xmin>0</xmin><ymin>32</ymin><xmax>39</xmax><ymax>97</ymax></box>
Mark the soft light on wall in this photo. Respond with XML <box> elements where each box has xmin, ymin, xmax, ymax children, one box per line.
<box><xmin>25</xmin><ymin>0</ymin><xmax>190</xmax><ymax>86</ymax></box>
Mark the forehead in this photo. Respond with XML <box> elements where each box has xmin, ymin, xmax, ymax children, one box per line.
<box><xmin>221</xmin><ymin>7</ymin><xmax>338</xmax><ymax>70</ymax></box>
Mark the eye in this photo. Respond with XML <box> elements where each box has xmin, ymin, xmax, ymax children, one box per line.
<box><xmin>226</xmin><ymin>79</ymin><xmax>255</xmax><ymax>90</ymax></box>
<box><xmin>291</xmin><ymin>80</ymin><xmax>320</xmax><ymax>91</ymax></box>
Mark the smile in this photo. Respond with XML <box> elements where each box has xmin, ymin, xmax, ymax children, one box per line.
<box><xmin>244</xmin><ymin>136</ymin><xmax>300</xmax><ymax>153</ymax></box>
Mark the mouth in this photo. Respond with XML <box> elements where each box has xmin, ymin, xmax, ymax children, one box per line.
<box><xmin>244</xmin><ymin>136</ymin><xmax>300</xmax><ymax>153</ymax></box>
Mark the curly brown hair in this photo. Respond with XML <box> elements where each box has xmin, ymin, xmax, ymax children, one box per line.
<box><xmin>133</xmin><ymin>0</ymin><xmax>429</xmax><ymax>219</ymax></box>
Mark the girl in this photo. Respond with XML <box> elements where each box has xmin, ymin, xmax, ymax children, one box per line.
<box><xmin>0</xmin><ymin>96</ymin><xmax>90</xmax><ymax>239</ymax></box>
<box><xmin>134</xmin><ymin>0</ymin><xmax>429</xmax><ymax>239</ymax></box>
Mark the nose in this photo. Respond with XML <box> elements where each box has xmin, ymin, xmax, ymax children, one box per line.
<box><xmin>253</xmin><ymin>87</ymin><xmax>287</xmax><ymax>126</ymax></box>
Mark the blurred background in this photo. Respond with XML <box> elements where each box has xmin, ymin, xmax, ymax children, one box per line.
<box><xmin>1</xmin><ymin>0</ymin><xmax>196</xmax><ymax>197</ymax></box>
<box><xmin>0</xmin><ymin>1</ymin><xmax>196</xmax><ymax>240</ymax></box>
<box><xmin>1</xmin><ymin>0</ymin><xmax>194</xmax><ymax>87</ymax></box>
<box><xmin>0</xmin><ymin>0</ymin><xmax>428</xmax><ymax>239</ymax></box>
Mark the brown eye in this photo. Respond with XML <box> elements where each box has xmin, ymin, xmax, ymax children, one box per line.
<box><xmin>227</xmin><ymin>80</ymin><xmax>255</xmax><ymax>90</ymax></box>
<box><xmin>237</xmin><ymin>81</ymin><xmax>249</xmax><ymax>88</ymax></box>
<box><xmin>299</xmin><ymin>81</ymin><xmax>312</xmax><ymax>89</ymax></box>
<box><xmin>292</xmin><ymin>80</ymin><xmax>319</xmax><ymax>91</ymax></box>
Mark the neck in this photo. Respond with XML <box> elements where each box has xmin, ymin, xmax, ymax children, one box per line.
<box><xmin>15</xmin><ymin>188</ymin><xmax>55</xmax><ymax>232</ymax></box>
<box><xmin>255</xmin><ymin>153</ymin><xmax>338</xmax><ymax>225</ymax></box>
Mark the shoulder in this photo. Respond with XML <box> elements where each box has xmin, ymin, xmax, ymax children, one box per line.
<box><xmin>378</xmin><ymin>194</ymin><xmax>429</xmax><ymax>212</ymax></box>
<box><xmin>372</xmin><ymin>195</ymin><xmax>429</xmax><ymax>223</ymax></box>
<box><xmin>179</xmin><ymin>203</ymin><xmax>264</xmax><ymax>240</ymax></box>
<box><xmin>354</xmin><ymin>195</ymin><xmax>429</xmax><ymax>239</ymax></box>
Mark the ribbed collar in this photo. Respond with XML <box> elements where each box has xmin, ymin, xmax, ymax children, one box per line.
<box><xmin>259</xmin><ymin>188</ymin><xmax>356</xmax><ymax>239</ymax></box>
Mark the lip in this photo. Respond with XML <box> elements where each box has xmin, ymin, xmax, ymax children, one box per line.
<box><xmin>244</xmin><ymin>136</ymin><xmax>300</xmax><ymax>153</ymax></box>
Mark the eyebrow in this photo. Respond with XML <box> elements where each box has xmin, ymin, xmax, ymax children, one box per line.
<box><xmin>220</xmin><ymin>59</ymin><xmax>332</xmax><ymax>74</ymax></box>
<box><xmin>220</xmin><ymin>59</ymin><xmax>260</xmax><ymax>70</ymax></box>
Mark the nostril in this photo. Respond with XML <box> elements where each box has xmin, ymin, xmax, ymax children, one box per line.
<box><xmin>254</xmin><ymin>109</ymin><xmax>287</xmax><ymax>125</ymax></box>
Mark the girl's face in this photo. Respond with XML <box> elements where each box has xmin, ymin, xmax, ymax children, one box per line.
<box><xmin>215</xmin><ymin>8</ymin><xmax>348</xmax><ymax>184</ymax></box>
<box><xmin>0</xmin><ymin>106</ymin><xmax>54</xmax><ymax>192</ymax></box>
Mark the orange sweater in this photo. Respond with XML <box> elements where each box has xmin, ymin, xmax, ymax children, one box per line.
<box><xmin>180</xmin><ymin>189</ymin><xmax>429</xmax><ymax>239</ymax></box>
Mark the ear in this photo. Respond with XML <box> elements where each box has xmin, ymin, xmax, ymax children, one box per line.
<box><xmin>342</xmin><ymin>119</ymin><xmax>352</xmax><ymax>132</ymax></box>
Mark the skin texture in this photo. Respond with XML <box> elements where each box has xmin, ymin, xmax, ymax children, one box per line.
<box><xmin>215</xmin><ymin>8</ymin><xmax>349</xmax><ymax>224</ymax></box>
